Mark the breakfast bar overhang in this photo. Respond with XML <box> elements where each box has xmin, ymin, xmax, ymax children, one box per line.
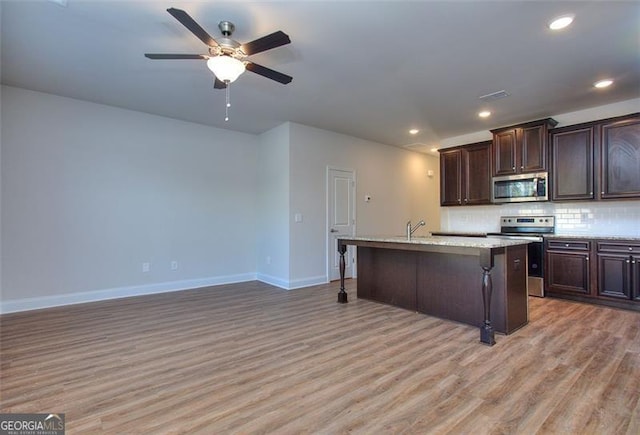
<box><xmin>336</xmin><ymin>236</ymin><xmax>531</xmax><ymax>345</ymax></box>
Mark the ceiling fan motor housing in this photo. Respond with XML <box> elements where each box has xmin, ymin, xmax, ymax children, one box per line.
<box><xmin>218</xmin><ymin>21</ymin><xmax>235</xmax><ymax>37</ymax></box>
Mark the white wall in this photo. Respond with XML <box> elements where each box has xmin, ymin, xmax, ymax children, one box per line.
<box><xmin>1</xmin><ymin>86</ymin><xmax>258</xmax><ymax>312</ymax></box>
<box><xmin>255</xmin><ymin>123</ymin><xmax>290</xmax><ymax>288</ymax></box>
<box><xmin>440</xmin><ymin>99</ymin><xmax>640</xmax><ymax>236</ymax></box>
<box><xmin>0</xmin><ymin>4</ymin><xmax>3</xmax><ymax>305</ymax></box>
<box><xmin>1</xmin><ymin>86</ymin><xmax>440</xmax><ymax>311</ymax></box>
<box><xmin>289</xmin><ymin>122</ymin><xmax>440</xmax><ymax>285</ymax></box>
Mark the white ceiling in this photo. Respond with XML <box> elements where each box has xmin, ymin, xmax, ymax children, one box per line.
<box><xmin>2</xmin><ymin>1</ymin><xmax>639</xmax><ymax>153</ymax></box>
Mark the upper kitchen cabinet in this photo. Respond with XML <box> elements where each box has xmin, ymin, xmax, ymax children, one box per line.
<box><xmin>550</xmin><ymin>124</ymin><xmax>595</xmax><ymax>201</ymax></box>
<box><xmin>600</xmin><ymin>114</ymin><xmax>640</xmax><ymax>199</ymax></box>
<box><xmin>439</xmin><ymin>141</ymin><xmax>492</xmax><ymax>206</ymax></box>
<box><xmin>491</xmin><ymin>118</ymin><xmax>557</xmax><ymax>176</ymax></box>
<box><xmin>550</xmin><ymin>112</ymin><xmax>640</xmax><ymax>202</ymax></box>
<box><xmin>440</xmin><ymin>148</ymin><xmax>462</xmax><ymax>206</ymax></box>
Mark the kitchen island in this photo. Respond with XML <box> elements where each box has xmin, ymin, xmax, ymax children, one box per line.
<box><xmin>337</xmin><ymin>236</ymin><xmax>530</xmax><ymax>345</ymax></box>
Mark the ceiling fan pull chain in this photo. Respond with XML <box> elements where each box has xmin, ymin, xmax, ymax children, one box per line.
<box><xmin>225</xmin><ymin>80</ymin><xmax>231</xmax><ymax>121</ymax></box>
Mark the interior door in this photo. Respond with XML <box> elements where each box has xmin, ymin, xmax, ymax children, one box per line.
<box><xmin>328</xmin><ymin>168</ymin><xmax>355</xmax><ymax>281</ymax></box>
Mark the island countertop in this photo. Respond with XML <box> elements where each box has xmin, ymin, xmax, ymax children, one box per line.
<box><xmin>338</xmin><ymin>235</ymin><xmax>531</xmax><ymax>249</ymax></box>
<box><xmin>336</xmin><ymin>234</ymin><xmax>531</xmax><ymax>345</ymax></box>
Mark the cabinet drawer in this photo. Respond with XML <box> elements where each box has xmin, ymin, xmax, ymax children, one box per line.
<box><xmin>547</xmin><ymin>240</ymin><xmax>590</xmax><ymax>251</ymax></box>
<box><xmin>597</xmin><ymin>242</ymin><xmax>640</xmax><ymax>254</ymax></box>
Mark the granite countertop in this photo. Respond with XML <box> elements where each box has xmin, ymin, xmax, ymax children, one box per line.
<box><xmin>430</xmin><ymin>231</ymin><xmax>488</xmax><ymax>237</ymax></box>
<box><xmin>340</xmin><ymin>235</ymin><xmax>530</xmax><ymax>248</ymax></box>
<box><xmin>544</xmin><ymin>234</ymin><xmax>640</xmax><ymax>241</ymax></box>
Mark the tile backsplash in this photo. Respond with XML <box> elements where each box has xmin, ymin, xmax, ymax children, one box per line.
<box><xmin>441</xmin><ymin>201</ymin><xmax>640</xmax><ymax>237</ymax></box>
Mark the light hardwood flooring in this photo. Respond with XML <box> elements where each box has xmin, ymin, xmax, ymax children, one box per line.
<box><xmin>1</xmin><ymin>280</ymin><xmax>639</xmax><ymax>434</ymax></box>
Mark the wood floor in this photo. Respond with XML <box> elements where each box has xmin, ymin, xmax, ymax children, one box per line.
<box><xmin>1</xmin><ymin>280</ymin><xmax>639</xmax><ymax>434</ymax></box>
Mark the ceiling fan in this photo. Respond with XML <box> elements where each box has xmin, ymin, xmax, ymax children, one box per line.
<box><xmin>146</xmin><ymin>8</ymin><xmax>292</xmax><ymax>87</ymax></box>
<box><xmin>145</xmin><ymin>8</ymin><xmax>292</xmax><ymax>120</ymax></box>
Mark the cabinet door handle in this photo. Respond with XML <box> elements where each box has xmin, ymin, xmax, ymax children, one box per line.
<box><xmin>629</xmin><ymin>247</ymin><xmax>633</xmax><ymax>251</ymax></box>
<box><xmin>586</xmin><ymin>257</ymin><xmax>589</xmax><ymax>261</ymax></box>
<box><xmin>565</xmin><ymin>243</ymin><xmax>570</xmax><ymax>247</ymax></box>
<box><xmin>512</xmin><ymin>166</ymin><xmax>516</xmax><ymax>170</ymax></box>
<box><xmin>626</xmin><ymin>259</ymin><xmax>630</xmax><ymax>263</ymax></box>
<box><xmin>520</xmin><ymin>165</ymin><xmax>524</xmax><ymax>169</ymax></box>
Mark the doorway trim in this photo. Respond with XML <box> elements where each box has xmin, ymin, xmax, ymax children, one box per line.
<box><xmin>326</xmin><ymin>166</ymin><xmax>357</xmax><ymax>282</ymax></box>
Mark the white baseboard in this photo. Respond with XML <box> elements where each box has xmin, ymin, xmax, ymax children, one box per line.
<box><xmin>288</xmin><ymin>275</ymin><xmax>328</xmax><ymax>289</ymax></box>
<box><xmin>0</xmin><ymin>273</ymin><xmax>257</xmax><ymax>314</ymax></box>
<box><xmin>255</xmin><ymin>274</ymin><xmax>328</xmax><ymax>290</ymax></box>
<box><xmin>255</xmin><ymin>273</ymin><xmax>290</xmax><ymax>290</ymax></box>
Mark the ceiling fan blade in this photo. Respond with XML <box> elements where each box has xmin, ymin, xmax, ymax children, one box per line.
<box><xmin>214</xmin><ymin>78</ymin><xmax>227</xmax><ymax>89</ymax></box>
<box><xmin>246</xmin><ymin>62</ymin><xmax>293</xmax><ymax>84</ymax></box>
<box><xmin>242</xmin><ymin>31</ymin><xmax>291</xmax><ymax>56</ymax></box>
<box><xmin>167</xmin><ymin>7</ymin><xmax>218</xmax><ymax>47</ymax></box>
<box><xmin>145</xmin><ymin>54</ymin><xmax>207</xmax><ymax>60</ymax></box>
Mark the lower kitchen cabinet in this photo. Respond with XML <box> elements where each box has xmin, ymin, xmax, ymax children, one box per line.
<box><xmin>635</xmin><ymin>257</ymin><xmax>640</xmax><ymax>302</ymax></box>
<box><xmin>597</xmin><ymin>242</ymin><xmax>640</xmax><ymax>301</ymax></box>
<box><xmin>545</xmin><ymin>238</ymin><xmax>640</xmax><ymax>311</ymax></box>
<box><xmin>546</xmin><ymin>239</ymin><xmax>591</xmax><ymax>296</ymax></box>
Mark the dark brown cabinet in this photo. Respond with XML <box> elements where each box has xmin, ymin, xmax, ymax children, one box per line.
<box><xmin>491</xmin><ymin>118</ymin><xmax>557</xmax><ymax>176</ymax></box>
<box><xmin>549</xmin><ymin>112</ymin><xmax>640</xmax><ymax>202</ymax></box>
<box><xmin>550</xmin><ymin>125</ymin><xmax>595</xmax><ymax>201</ymax></box>
<box><xmin>440</xmin><ymin>148</ymin><xmax>462</xmax><ymax>206</ymax></box>
<box><xmin>545</xmin><ymin>238</ymin><xmax>639</xmax><ymax>311</ymax></box>
<box><xmin>545</xmin><ymin>239</ymin><xmax>591</xmax><ymax>296</ymax></box>
<box><xmin>600</xmin><ymin>116</ymin><xmax>640</xmax><ymax>199</ymax></box>
<box><xmin>634</xmin><ymin>255</ymin><xmax>640</xmax><ymax>302</ymax></box>
<box><xmin>597</xmin><ymin>242</ymin><xmax>640</xmax><ymax>301</ymax></box>
<box><xmin>439</xmin><ymin>141</ymin><xmax>491</xmax><ymax>206</ymax></box>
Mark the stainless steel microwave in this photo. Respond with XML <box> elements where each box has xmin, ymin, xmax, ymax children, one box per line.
<box><xmin>492</xmin><ymin>172</ymin><xmax>548</xmax><ymax>203</ymax></box>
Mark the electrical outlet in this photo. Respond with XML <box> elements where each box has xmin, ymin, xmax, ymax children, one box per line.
<box><xmin>142</xmin><ymin>262</ymin><xmax>150</xmax><ymax>273</ymax></box>
<box><xmin>171</xmin><ymin>261</ymin><xmax>178</xmax><ymax>271</ymax></box>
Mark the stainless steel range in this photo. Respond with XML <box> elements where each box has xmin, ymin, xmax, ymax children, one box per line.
<box><xmin>488</xmin><ymin>216</ymin><xmax>555</xmax><ymax>297</ymax></box>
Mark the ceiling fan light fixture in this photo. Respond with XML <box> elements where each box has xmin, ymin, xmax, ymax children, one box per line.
<box><xmin>207</xmin><ymin>56</ymin><xmax>246</xmax><ymax>83</ymax></box>
<box><xmin>549</xmin><ymin>14</ymin><xmax>574</xmax><ymax>30</ymax></box>
<box><xmin>594</xmin><ymin>79</ymin><xmax>613</xmax><ymax>89</ymax></box>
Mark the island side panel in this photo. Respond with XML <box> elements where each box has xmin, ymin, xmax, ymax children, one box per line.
<box><xmin>415</xmin><ymin>251</ymin><xmax>508</xmax><ymax>334</ymax></box>
<box><xmin>504</xmin><ymin>244</ymin><xmax>528</xmax><ymax>333</ymax></box>
<box><xmin>356</xmin><ymin>247</ymin><xmax>417</xmax><ymax>311</ymax></box>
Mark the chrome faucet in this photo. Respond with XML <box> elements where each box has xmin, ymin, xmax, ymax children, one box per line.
<box><xmin>406</xmin><ymin>220</ymin><xmax>426</xmax><ymax>240</ymax></box>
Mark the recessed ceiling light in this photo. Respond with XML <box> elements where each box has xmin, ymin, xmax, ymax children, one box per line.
<box><xmin>409</xmin><ymin>129</ymin><xmax>419</xmax><ymax>135</ymax></box>
<box><xmin>549</xmin><ymin>14</ymin><xmax>574</xmax><ymax>30</ymax></box>
<box><xmin>478</xmin><ymin>111</ymin><xmax>491</xmax><ymax>118</ymax></box>
<box><xmin>594</xmin><ymin>79</ymin><xmax>613</xmax><ymax>89</ymax></box>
